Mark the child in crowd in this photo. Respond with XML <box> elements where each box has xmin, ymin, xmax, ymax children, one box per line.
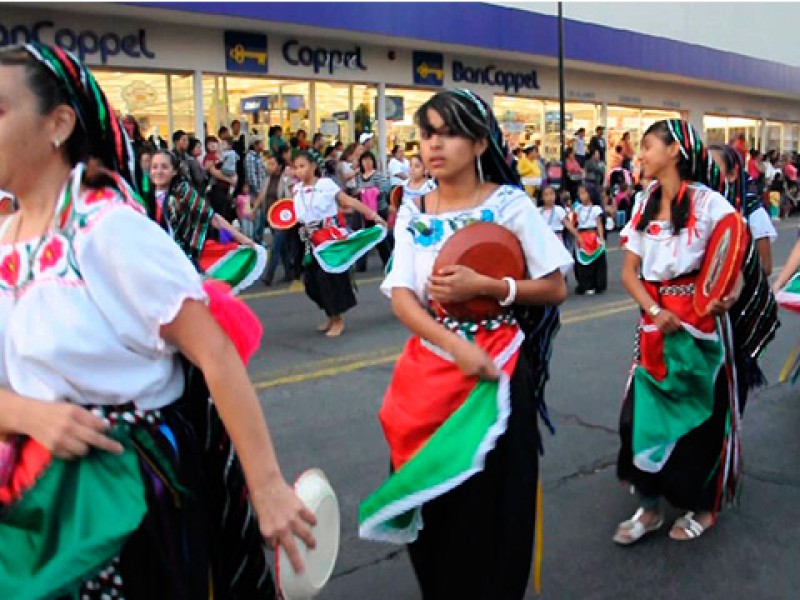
<box><xmin>235</xmin><ymin>182</ymin><xmax>255</xmax><ymax>238</ymax></box>
<box><xmin>219</xmin><ymin>137</ymin><xmax>239</xmax><ymax>198</ymax></box>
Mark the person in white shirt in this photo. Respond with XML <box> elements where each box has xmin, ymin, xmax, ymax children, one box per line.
<box><xmin>391</xmin><ymin>154</ymin><xmax>436</xmax><ymax>231</ymax></box>
<box><xmin>572</xmin><ymin>184</ymin><xmax>607</xmax><ymax>294</ymax></box>
<box><xmin>539</xmin><ymin>185</ymin><xmax>578</xmax><ymax>245</ymax></box>
<box><xmin>387</xmin><ymin>145</ymin><xmax>410</xmax><ymax>187</ymax></box>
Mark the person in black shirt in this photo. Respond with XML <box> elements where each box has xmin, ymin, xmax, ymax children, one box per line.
<box><xmin>588</xmin><ymin>125</ymin><xmax>606</xmax><ymax>162</ymax></box>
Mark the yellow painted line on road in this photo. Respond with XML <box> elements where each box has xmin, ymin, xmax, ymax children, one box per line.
<box><xmin>253</xmin><ymin>298</ymin><xmax>637</xmax><ymax>390</ymax></box>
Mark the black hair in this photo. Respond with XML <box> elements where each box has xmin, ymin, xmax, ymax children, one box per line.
<box><xmin>312</xmin><ymin>132</ymin><xmax>323</xmax><ymax>144</ymax></box>
<box><xmin>635</xmin><ymin>119</ymin><xmax>705</xmax><ymax>234</ymax></box>
<box><xmin>359</xmin><ymin>151</ymin><xmax>377</xmax><ymax>171</ymax></box>
<box><xmin>217</xmin><ymin>126</ymin><xmax>229</xmax><ymax>138</ymax></box>
<box><xmin>231</xmin><ymin>119</ymin><xmax>240</xmax><ymax>127</ymax></box>
<box><xmin>293</xmin><ymin>150</ymin><xmax>321</xmax><ymax>177</ymax></box>
<box><xmin>0</xmin><ymin>46</ymin><xmax>121</xmax><ymax>189</ymax></box>
<box><xmin>415</xmin><ymin>89</ymin><xmax>519</xmax><ymax>186</ymax></box>
<box><xmin>188</xmin><ymin>137</ymin><xmax>202</xmax><ymax>155</ymax></box>
<box><xmin>323</xmin><ymin>145</ymin><xmax>336</xmax><ymax>159</ymax></box>
<box><xmin>151</xmin><ymin>149</ymin><xmax>188</xmax><ymax>197</ymax></box>
<box><xmin>289</xmin><ymin>136</ymin><xmax>299</xmax><ymax>149</ymax></box>
<box><xmin>172</xmin><ymin>130</ymin><xmax>187</xmax><ymax>144</ymax></box>
<box><xmin>341</xmin><ymin>143</ymin><xmax>357</xmax><ymax>162</ymax></box>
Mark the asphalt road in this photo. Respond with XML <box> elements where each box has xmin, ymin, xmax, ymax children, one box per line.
<box><xmin>240</xmin><ymin>217</ymin><xmax>800</xmax><ymax>600</ymax></box>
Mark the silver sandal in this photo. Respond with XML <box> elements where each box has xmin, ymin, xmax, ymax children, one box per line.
<box><xmin>613</xmin><ymin>507</ymin><xmax>664</xmax><ymax>546</ymax></box>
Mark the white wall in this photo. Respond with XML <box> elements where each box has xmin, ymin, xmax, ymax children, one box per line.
<box><xmin>494</xmin><ymin>2</ymin><xmax>800</xmax><ymax>68</ymax></box>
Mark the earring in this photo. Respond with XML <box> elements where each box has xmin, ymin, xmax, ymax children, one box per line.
<box><xmin>476</xmin><ymin>156</ymin><xmax>484</xmax><ymax>183</ymax></box>
<box><xmin>53</xmin><ymin>139</ymin><xmax>61</xmax><ymax>149</ymax></box>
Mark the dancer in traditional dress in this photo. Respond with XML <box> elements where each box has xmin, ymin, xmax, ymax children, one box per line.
<box><xmin>708</xmin><ymin>144</ymin><xmax>779</xmax><ymax>405</ymax></box>
<box><xmin>0</xmin><ymin>43</ymin><xmax>314</xmax><ymax>599</ymax></box>
<box><xmin>614</xmin><ymin>119</ymin><xmax>743</xmax><ymax>545</ymax></box>
<box><xmin>292</xmin><ymin>151</ymin><xmax>387</xmax><ymax>337</ymax></box>
<box><xmin>359</xmin><ymin>89</ymin><xmax>572</xmax><ymax>599</ymax></box>
<box><xmin>572</xmin><ymin>184</ymin><xmax>607</xmax><ymax>295</ymax></box>
<box><xmin>148</xmin><ymin>149</ymin><xmax>267</xmax><ymax>294</ymax></box>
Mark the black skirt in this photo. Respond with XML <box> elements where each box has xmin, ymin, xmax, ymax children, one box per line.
<box><xmin>617</xmin><ymin>366</ymin><xmax>731</xmax><ymax>512</ymax></box>
<box><xmin>574</xmin><ymin>252</ymin><xmax>607</xmax><ymax>293</ymax></box>
<box><xmin>304</xmin><ymin>257</ymin><xmax>357</xmax><ymax>316</ymax></box>
<box><xmin>66</xmin><ymin>360</ymin><xmax>276</xmax><ymax>600</ymax></box>
<box><xmin>407</xmin><ymin>345</ymin><xmax>541</xmax><ymax>600</ymax></box>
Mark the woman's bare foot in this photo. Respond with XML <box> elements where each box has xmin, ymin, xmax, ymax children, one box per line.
<box><xmin>326</xmin><ymin>316</ymin><xmax>345</xmax><ymax>337</ymax></box>
<box><xmin>317</xmin><ymin>318</ymin><xmax>332</xmax><ymax>332</ymax></box>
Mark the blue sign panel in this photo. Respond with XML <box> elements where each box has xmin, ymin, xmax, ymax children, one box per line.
<box><xmin>240</xmin><ymin>96</ymin><xmax>269</xmax><ymax>113</ymax></box>
<box><xmin>225</xmin><ymin>31</ymin><xmax>268</xmax><ymax>74</ymax></box>
<box><xmin>413</xmin><ymin>51</ymin><xmax>444</xmax><ymax>87</ymax></box>
<box><xmin>376</xmin><ymin>96</ymin><xmax>404</xmax><ymax>121</ymax></box>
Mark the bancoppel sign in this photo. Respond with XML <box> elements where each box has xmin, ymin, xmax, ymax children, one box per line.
<box><xmin>452</xmin><ymin>60</ymin><xmax>539</xmax><ymax>93</ymax></box>
<box><xmin>0</xmin><ymin>19</ymin><xmax>155</xmax><ymax>64</ymax></box>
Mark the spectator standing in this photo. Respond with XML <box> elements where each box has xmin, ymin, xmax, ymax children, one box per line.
<box><xmin>245</xmin><ymin>136</ymin><xmax>268</xmax><ymax>242</ymax></box>
<box><xmin>388</xmin><ymin>145</ymin><xmax>410</xmax><ymax>187</ymax></box>
<box><xmin>574</xmin><ymin>127</ymin><xmax>587</xmax><ymax>167</ymax></box>
<box><xmin>353</xmin><ymin>151</ymin><xmax>392</xmax><ymax>271</ymax></box>
<box><xmin>186</xmin><ymin>137</ymin><xmax>207</xmax><ymax>193</ymax></box>
<box><xmin>620</xmin><ymin>132</ymin><xmax>635</xmax><ymax>171</ymax></box>
<box><xmin>307</xmin><ymin>133</ymin><xmax>325</xmax><ymax>172</ymax></box>
<box><xmin>588</xmin><ymin>125</ymin><xmax>606</xmax><ymax>162</ymax></box>
<box><xmin>261</xmin><ymin>156</ymin><xmax>294</xmax><ymax>286</ymax></box>
<box><xmin>171</xmin><ymin>129</ymin><xmax>191</xmax><ymax>182</ymax></box>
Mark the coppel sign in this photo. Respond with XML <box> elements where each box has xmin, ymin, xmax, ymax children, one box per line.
<box><xmin>0</xmin><ymin>20</ymin><xmax>155</xmax><ymax>64</ymax></box>
<box><xmin>452</xmin><ymin>60</ymin><xmax>539</xmax><ymax>93</ymax></box>
<box><xmin>282</xmin><ymin>39</ymin><xmax>366</xmax><ymax>75</ymax></box>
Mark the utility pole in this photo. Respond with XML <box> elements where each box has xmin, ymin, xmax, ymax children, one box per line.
<box><xmin>558</xmin><ymin>2</ymin><xmax>566</xmax><ymax>172</ymax></box>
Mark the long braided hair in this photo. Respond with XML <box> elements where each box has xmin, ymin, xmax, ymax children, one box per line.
<box><xmin>415</xmin><ymin>89</ymin><xmax>521</xmax><ymax>187</ymax></box>
<box><xmin>0</xmin><ymin>43</ymin><xmax>140</xmax><ymax>201</ymax></box>
<box><xmin>635</xmin><ymin>119</ymin><xmax>713</xmax><ymax>234</ymax></box>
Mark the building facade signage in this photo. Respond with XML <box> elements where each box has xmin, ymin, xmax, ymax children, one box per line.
<box><xmin>225</xmin><ymin>31</ymin><xmax>268</xmax><ymax>74</ymax></box>
<box><xmin>240</xmin><ymin>96</ymin><xmax>270</xmax><ymax>113</ymax></box>
<box><xmin>282</xmin><ymin>39</ymin><xmax>366</xmax><ymax>75</ymax></box>
<box><xmin>452</xmin><ymin>60</ymin><xmax>539</xmax><ymax>93</ymax></box>
<box><xmin>0</xmin><ymin>20</ymin><xmax>154</xmax><ymax>64</ymax></box>
<box><xmin>413</xmin><ymin>51</ymin><xmax>444</xmax><ymax>86</ymax></box>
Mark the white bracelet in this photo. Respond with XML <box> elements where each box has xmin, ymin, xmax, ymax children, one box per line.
<box><xmin>499</xmin><ymin>277</ymin><xmax>517</xmax><ymax>307</ymax></box>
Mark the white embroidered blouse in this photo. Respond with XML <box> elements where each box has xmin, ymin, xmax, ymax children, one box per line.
<box><xmin>382</xmin><ymin>185</ymin><xmax>574</xmax><ymax>305</ymax></box>
<box><xmin>292</xmin><ymin>178</ymin><xmax>341</xmax><ymax>224</ymax></box>
<box><xmin>0</xmin><ymin>168</ymin><xmax>206</xmax><ymax>410</ymax></box>
<box><xmin>621</xmin><ymin>183</ymin><xmax>735</xmax><ymax>281</ymax></box>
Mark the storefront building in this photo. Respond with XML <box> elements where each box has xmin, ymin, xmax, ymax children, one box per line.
<box><xmin>2</xmin><ymin>2</ymin><xmax>799</xmax><ymax>166</ymax></box>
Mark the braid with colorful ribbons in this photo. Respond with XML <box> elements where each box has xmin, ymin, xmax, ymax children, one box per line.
<box><xmin>708</xmin><ymin>144</ymin><xmax>763</xmax><ymax>218</ymax></box>
<box><xmin>0</xmin><ymin>43</ymin><xmax>146</xmax><ymax>212</ymax></box>
<box><xmin>415</xmin><ymin>89</ymin><xmax>521</xmax><ymax>187</ymax></box>
<box><xmin>636</xmin><ymin>119</ymin><xmax>713</xmax><ymax>234</ymax></box>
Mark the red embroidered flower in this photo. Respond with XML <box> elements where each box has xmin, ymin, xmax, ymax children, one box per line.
<box><xmin>0</xmin><ymin>249</ymin><xmax>21</xmax><ymax>287</ymax></box>
<box><xmin>647</xmin><ymin>223</ymin><xmax>662</xmax><ymax>236</ymax></box>
<box><xmin>84</xmin><ymin>189</ymin><xmax>114</xmax><ymax>205</ymax></box>
<box><xmin>38</xmin><ymin>236</ymin><xmax>64</xmax><ymax>273</ymax></box>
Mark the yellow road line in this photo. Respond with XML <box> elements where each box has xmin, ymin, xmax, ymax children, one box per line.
<box><xmin>253</xmin><ymin>299</ymin><xmax>637</xmax><ymax>390</ymax></box>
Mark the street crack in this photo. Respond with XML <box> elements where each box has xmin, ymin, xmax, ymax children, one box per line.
<box><xmin>331</xmin><ymin>548</ymin><xmax>406</xmax><ymax>580</ymax></box>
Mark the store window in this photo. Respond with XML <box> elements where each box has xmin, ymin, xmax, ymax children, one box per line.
<box><xmin>785</xmin><ymin>124</ymin><xmax>800</xmax><ymax>153</ymax></box>
<box><xmin>607</xmin><ymin>106</ymin><xmax>642</xmax><ymax>154</ymax></box>
<box><xmin>92</xmin><ymin>69</ymin><xmax>170</xmax><ymax>144</ymax></box>
<box><xmin>314</xmin><ymin>82</ymin><xmax>352</xmax><ymax>146</ymax></box>
<box><xmin>493</xmin><ymin>95</ymin><xmax>544</xmax><ymax>153</ymax></box>
<box><xmin>169</xmin><ymin>74</ymin><xmax>195</xmax><ymax>137</ymax></box>
<box><xmin>384</xmin><ymin>88</ymin><xmax>437</xmax><ymax>155</ymax></box>
<box><xmin>703</xmin><ymin>116</ymin><xmax>760</xmax><ymax>151</ymax></box>
<box><xmin>542</xmin><ymin>101</ymin><xmax>597</xmax><ymax>160</ymax></box>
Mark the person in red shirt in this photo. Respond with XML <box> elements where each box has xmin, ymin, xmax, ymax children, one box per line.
<box><xmin>732</xmin><ymin>133</ymin><xmax>748</xmax><ymax>164</ymax></box>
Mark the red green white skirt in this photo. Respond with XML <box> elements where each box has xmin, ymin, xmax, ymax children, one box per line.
<box><xmin>359</xmin><ymin>318</ymin><xmax>524</xmax><ymax>543</ymax></box>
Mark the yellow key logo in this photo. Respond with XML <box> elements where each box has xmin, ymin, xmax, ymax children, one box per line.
<box><xmin>229</xmin><ymin>44</ymin><xmax>267</xmax><ymax>66</ymax></box>
<box><xmin>416</xmin><ymin>62</ymin><xmax>444</xmax><ymax>81</ymax></box>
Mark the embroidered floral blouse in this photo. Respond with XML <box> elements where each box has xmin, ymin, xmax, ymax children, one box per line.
<box><xmin>382</xmin><ymin>185</ymin><xmax>573</xmax><ymax>306</ymax></box>
<box><xmin>621</xmin><ymin>182</ymin><xmax>734</xmax><ymax>282</ymax></box>
<box><xmin>0</xmin><ymin>167</ymin><xmax>206</xmax><ymax>410</ymax></box>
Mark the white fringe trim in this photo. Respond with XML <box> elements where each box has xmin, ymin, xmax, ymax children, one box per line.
<box><xmin>313</xmin><ymin>225</ymin><xmax>387</xmax><ymax>274</ymax></box>
<box><xmin>359</xmin><ymin>329</ymin><xmax>525</xmax><ymax>544</ymax></box>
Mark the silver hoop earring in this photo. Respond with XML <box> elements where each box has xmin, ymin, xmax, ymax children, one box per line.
<box><xmin>53</xmin><ymin>139</ymin><xmax>61</xmax><ymax>149</ymax></box>
<box><xmin>476</xmin><ymin>156</ymin><xmax>484</xmax><ymax>183</ymax></box>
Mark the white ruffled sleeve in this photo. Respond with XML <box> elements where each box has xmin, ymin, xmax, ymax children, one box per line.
<box><xmin>500</xmin><ymin>188</ymin><xmax>573</xmax><ymax>278</ymax></box>
<box><xmin>380</xmin><ymin>217</ymin><xmax>417</xmax><ymax>298</ymax></box>
<box><xmin>76</xmin><ymin>204</ymin><xmax>207</xmax><ymax>358</ymax></box>
<box><xmin>747</xmin><ymin>206</ymin><xmax>778</xmax><ymax>242</ymax></box>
